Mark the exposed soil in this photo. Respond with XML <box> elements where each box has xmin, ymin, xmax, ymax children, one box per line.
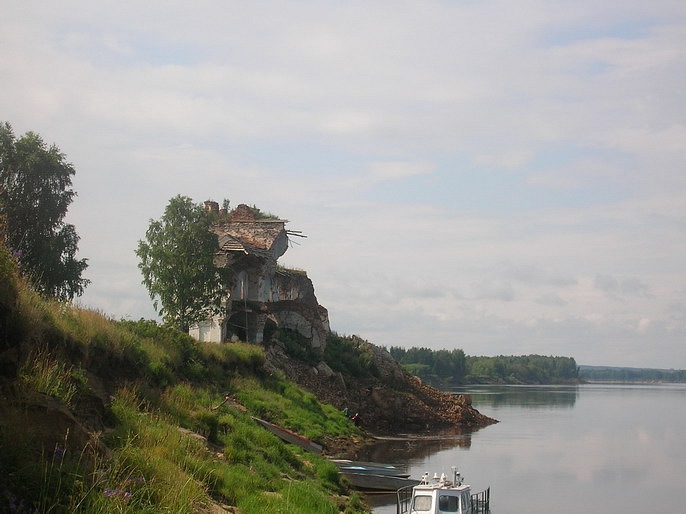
<box><xmin>263</xmin><ymin>338</ymin><xmax>497</xmax><ymax>455</ymax></box>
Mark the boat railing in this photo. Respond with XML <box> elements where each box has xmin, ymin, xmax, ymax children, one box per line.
<box><xmin>396</xmin><ymin>484</ymin><xmax>414</xmax><ymax>514</ymax></box>
<box><xmin>471</xmin><ymin>486</ymin><xmax>490</xmax><ymax>513</ymax></box>
<box><xmin>396</xmin><ymin>483</ymin><xmax>490</xmax><ymax>514</ymax></box>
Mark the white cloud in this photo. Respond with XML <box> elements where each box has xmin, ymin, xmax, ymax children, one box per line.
<box><xmin>1</xmin><ymin>0</ymin><xmax>685</xmax><ymax>368</ymax></box>
<box><xmin>637</xmin><ymin>318</ymin><xmax>652</xmax><ymax>333</ymax></box>
<box><xmin>366</xmin><ymin>161</ymin><xmax>435</xmax><ymax>182</ymax></box>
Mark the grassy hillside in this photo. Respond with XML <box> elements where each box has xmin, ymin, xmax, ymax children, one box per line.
<box><xmin>0</xmin><ymin>246</ymin><xmax>368</xmax><ymax>513</ymax></box>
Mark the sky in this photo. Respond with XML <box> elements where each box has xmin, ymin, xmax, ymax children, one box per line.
<box><xmin>2</xmin><ymin>0</ymin><xmax>685</xmax><ymax>368</ymax></box>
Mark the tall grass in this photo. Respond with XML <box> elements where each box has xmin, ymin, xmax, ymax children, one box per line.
<box><xmin>240</xmin><ymin>480</ymin><xmax>340</xmax><ymax>514</ymax></box>
<box><xmin>18</xmin><ymin>349</ymin><xmax>86</xmax><ymax>406</ymax></box>
<box><xmin>98</xmin><ymin>387</ymin><xmax>355</xmax><ymax>514</ymax></box>
<box><xmin>233</xmin><ymin>376</ymin><xmax>356</xmax><ymax>442</ymax></box>
<box><xmin>4</xmin><ymin>360</ymin><xmax>366</xmax><ymax>513</ymax></box>
<box><xmin>79</xmin><ymin>381</ymin><xmax>357</xmax><ymax>513</ymax></box>
<box><xmin>1</xmin><ymin>249</ymin><xmax>370</xmax><ymax>513</ymax></box>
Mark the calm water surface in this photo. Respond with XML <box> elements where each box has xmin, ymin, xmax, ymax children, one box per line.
<box><xmin>360</xmin><ymin>384</ymin><xmax>686</xmax><ymax>514</ymax></box>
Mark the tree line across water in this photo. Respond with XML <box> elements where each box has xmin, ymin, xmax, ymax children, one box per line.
<box><xmin>389</xmin><ymin>347</ymin><xmax>686</xmax><ymax>385</ymax></box>
<box><xmin>578</xmin><ymin>366</ymin><xmax>686</xmax><ymax>383</ymax></box>
<box><xmin>389</xmin><ymin>346</ymin><xmax>580</xmax><ymax>385</ymax></box>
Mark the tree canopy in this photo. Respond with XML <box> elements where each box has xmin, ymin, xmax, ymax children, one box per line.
<box><xmin>390</xmin><ymin>346</ymin><xmax>579</xmax><ymax>385</ymax></box>
<box><xmin>578</xmin><ymin>366</ymin><xmax>685</xmax><ymax>383</ymax></box>
<box><xmin>136</xmin><ymin>195</ymin><xmax>228</xmax><ymax>332</ymax></box>
<box><xmin>0</xmin><ymin>122</ymin><xmax>89</xmax><ymax>300</ymax></box>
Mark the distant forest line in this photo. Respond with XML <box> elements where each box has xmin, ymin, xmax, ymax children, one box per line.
<box><xmin>389</xmin><ymin>346</ymin><xmax>686</xmax><ymax>385</ymax></box>
<box><xmin>578</xmin><ymin>365</ymin><xmax>686</xmax><ymax>383</ymax></box>
<box><xmin>388</xmin><ymin>346</ymin><xmax>579</xmax><ymax>385</ymax></box>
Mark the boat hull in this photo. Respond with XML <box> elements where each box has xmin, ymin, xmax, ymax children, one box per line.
<box><xmin>341</xmin><ymin>471</ymin><xmax>420</xmax><ymax>491</ymax></box>
<box><xmin>252</xmin><ymin>417</ymin><xmax>323</xmax><ymax>453</ymax></box>
<box><xmin>332</xmin><ymin>459</ymin><xmax>410</xmax><ymax>477</ymax></box>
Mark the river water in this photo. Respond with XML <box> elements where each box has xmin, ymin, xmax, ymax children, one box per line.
<box><xmin>360</xmin><ymin>383</ymin><xmax>686</xmax><ymax>514</ymax></box>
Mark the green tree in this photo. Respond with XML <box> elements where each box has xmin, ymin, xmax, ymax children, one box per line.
<box><xmin>0</xmin><ymin>122</ymin><xmax>89</xmax><ymax>300</ymax></box>
<box><xmin>136</xmin><ymin>195</ymin><xmax>228</xmax><ymax>332</ymax></box>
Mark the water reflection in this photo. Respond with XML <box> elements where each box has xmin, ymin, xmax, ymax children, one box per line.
<box><xmin>357</xmin><ymin>427</ymin><xmax>474</xmax><ymax>464</ymax></box>
<box><xmin>451</xmin><ymin>384</ymin><xmax>579</xmax><ymax>408</ymax></box>
<box><xmin>361</xmin><ymin>384</ymin><xmax>686</xmax><ymax>514</ymax></box>
<box><xmin>351</xmin><ymin>427</ymin><xmax>481</xmax><ymax>513</ymax></box>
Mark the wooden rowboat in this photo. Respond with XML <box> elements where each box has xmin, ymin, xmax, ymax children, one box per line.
<box><xmin>340</xmin><ymin>471</ymin><xmax>420</xmax><ymax>491</ymax></box>
<box><xmin>252</xmin><ymin>417</ymin><xmax>323</xmax><ymax>454</ymax></box>
<box><xmin>332</xmin><ymin>459</ymin><xmax>407</xmax><ymax>471</ymax></box>
<box><xmin>332</xmin><ymin>459</ymin><xmax>411</xmax><ymax>477</ymax></box>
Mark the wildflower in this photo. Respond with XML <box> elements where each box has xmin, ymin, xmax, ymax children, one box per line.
<box><xmin>6</xmin><ymin>495</ymin><xmax>38</xmax><ymax>513</ymax></box>
<box><xmin>103</xmin><ymin>488</ymin><xmax>133</xmax><ymax>500</ymax></box>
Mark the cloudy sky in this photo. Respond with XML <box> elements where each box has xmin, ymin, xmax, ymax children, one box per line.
<box><xmin>2</xmin><ymin>1</ymin><xmax>685</xmax><ymax>368</ymax></box>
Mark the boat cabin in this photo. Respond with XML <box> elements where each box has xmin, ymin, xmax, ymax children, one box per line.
<box><xmin>397</xmin><ymin>469</ymin><xmax>490</xmax><ymax>514</ymax></box>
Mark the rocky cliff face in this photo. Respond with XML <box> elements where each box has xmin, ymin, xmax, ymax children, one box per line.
<box><xmin>264</xmin><ymin>337</ymin><xmax>497</xmax><ymax>437</ymax></box>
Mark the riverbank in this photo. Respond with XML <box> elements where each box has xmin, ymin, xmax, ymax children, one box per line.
<box><xmin>0</xmin><ymin>269</ymin><xmax>370</xmax><ymax>514</ymax></box>
<box><xmin>265</xmin><ymin>338</ymin><xmax>498</xmax><ymax>440</ymax></box>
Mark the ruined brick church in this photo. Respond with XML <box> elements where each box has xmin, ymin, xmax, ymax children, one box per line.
<box><xmin>189</xmin><ymin>202</ymin><xmax>330</xmax><ymax>352</ymax></box>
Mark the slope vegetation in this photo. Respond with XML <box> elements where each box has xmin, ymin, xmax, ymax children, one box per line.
<box><xmin>0</xmin><ymin>249</ymin><xmax>367</xmax><ymax>513</ymax></box>
<box><xmin>0</xmin><ymin>245</ymin><xmax>496</xmax><ymax>513</ymax></box>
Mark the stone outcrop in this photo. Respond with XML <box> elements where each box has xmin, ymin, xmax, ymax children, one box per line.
<box><xmin>264</xmin><ymin>337</ymin><xmax>497</xmax><ymax>437</ymax></box>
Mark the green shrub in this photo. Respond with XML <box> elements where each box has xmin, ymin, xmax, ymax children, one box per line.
<box><xmin>324</xmin><ymin>332</ymin><xmax>380</xmax><ymax>378</ymax></box>
<box><xmin>278</xmin><ymin>328</ymin><xmax>320</xmax><ymax>365</ymax></box>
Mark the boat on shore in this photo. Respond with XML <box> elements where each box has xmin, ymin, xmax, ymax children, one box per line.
<box><xmin>332</xmin><ymin>459</ymin><xmax>411</xmax><ymax>477</ymax></box>
<box><xmin>252</xmin><ymin>417</ymin><xmax>323</xmax><ymax>454</ymax></box>
<box><xmin>397</xmin><ymin>467</ymin><xmax>490</xmax><ymax>513</ymax></box>
<box><xmin>341</xmin><ymin>471</ymin><xmax>421</xmax><ymax>491</ymax></box>
<box><xmin>332</xmin><ymin>458</ymin><xmax>417</xmax><ymax>490</ymax></box>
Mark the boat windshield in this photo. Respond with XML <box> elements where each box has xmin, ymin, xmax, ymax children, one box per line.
<box><xmin>438</xmin><ymin>494</ymin><xmax>460</xmax><ymax>512</ymax></box>
<box><xmin>412</xmin><ymin>494</ymin><xmax>433</xmax><ymax>512</ymax></box>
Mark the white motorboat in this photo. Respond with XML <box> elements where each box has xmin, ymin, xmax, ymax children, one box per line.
<box><xmin>397</xmin><ymin>467</ymin><xmax>490</xmax><ymax>514</ymax></box>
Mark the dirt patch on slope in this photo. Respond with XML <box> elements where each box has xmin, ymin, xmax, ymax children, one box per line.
<box><xmin>263</xmin><ymin>340</ymin><xmax>497</xmax><ymax>442</ymax></box>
